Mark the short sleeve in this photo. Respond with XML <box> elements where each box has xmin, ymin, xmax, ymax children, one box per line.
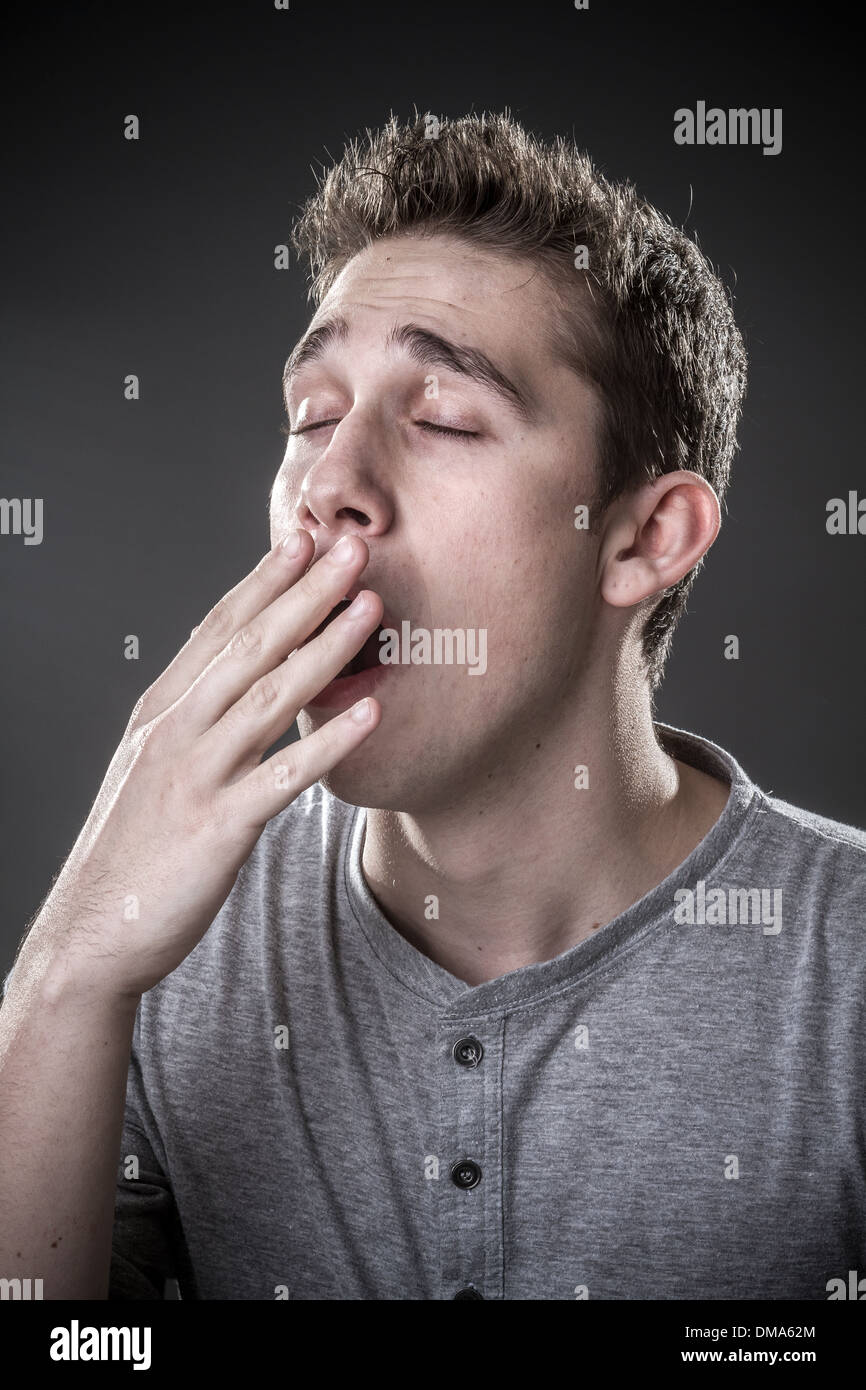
<box><xmin>110</xmin><ymin>1120</ymin><xmax>176</xmax><ymax>1298</ymax></box>
<box><xmin>109</xmin><ymin>1015</ymin><xmax>195</xmax><ymax>1300</ymax></box>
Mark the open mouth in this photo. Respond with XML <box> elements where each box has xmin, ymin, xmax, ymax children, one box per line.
<box><xmin>303</xmin><ymin>599</ymin><xmax>386</xmax><ymax>680</ymax></box>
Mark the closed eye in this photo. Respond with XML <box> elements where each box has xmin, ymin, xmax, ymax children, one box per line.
<box><xmin>282</xmin><ymin>419</ymin><xmax>340</xmax><ymax>437</ymax></box>
<box><xmin>416</xmin><ymin>421</ymin><xmax>479</xmax><ymax>439</ymax></box>
<box><xmin>281</xmin><ymin>419</ymin><xmax>479</xmax><ymax>439</ymax></box>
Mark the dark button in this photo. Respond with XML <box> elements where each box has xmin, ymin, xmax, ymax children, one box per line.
<box><xmin>453</xmin><ymin>1286</ymin><xmax>484</xmax><ymax>1299</ymax></box>
<box><xmin>452</xmin><ymin>1036</ymin><xmax>484</xmax><ymax>1068</ymax></box>
<box><xmin>450</xmin><ymin>1158</ymin><xmax>482</xmax><ymax>1190</ymax></box>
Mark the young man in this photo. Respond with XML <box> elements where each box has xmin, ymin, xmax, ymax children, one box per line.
<box><xmin>1</xmin><ymin>112</ymin><xmax>863</xmax><ymax>1301</ymax></box>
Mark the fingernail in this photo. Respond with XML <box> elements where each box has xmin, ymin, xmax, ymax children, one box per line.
<box><xmin>281</xmin><ymin>530</ymin><xmax>303</xmax><ymax>556</ymax></box>
<box><xmin>350</xmin><ymin>698</ymin><xmax>372</xmax><ymax>723</ymax></box>
<box><xmin>348</xmin><ymin>592</ymin><xmax>372</xmax><ymax>618</ymax></box>
<box><xmin>331</xmin><ymin>536</ymin><xmax>354</xmax><ymax>564</ymax></box>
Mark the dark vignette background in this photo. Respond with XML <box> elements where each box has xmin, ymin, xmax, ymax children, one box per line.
<box><xmin>1</xmin><ymin>0</ymin><xmax>863</xmax><ymax>975</ymax></box>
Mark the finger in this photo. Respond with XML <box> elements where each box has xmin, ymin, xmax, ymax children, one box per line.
<box><xmin>229</xmin><ymin>695</ymin><xmax>382</xmax><ymax>827</ymax></box>
<box><xmin>178</xmin><ymin>534</ymin><xmax>373</xmax><ymax>736</ymax></box>
<box><xmin>133</xmin><ymin>529</ymin><xmax>315</xmax><ymax>725</ymax></box>
<box><xmin>197</xmin><ymin>589</ymin><xmax>384</xmax><ymax>778</ymax></box>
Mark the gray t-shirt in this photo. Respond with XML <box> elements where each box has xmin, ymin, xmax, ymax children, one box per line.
<box><xmin>103</xmin><ymin>722</ymin><xmax>865</xmax><ymax>1300</ymax></box>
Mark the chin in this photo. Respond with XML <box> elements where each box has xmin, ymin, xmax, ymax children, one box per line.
<box><xmin>310</xmin><ymin>730</ymin><xmax>456</xmax><ymax>814</ymax></box>
<box><xmin>292</xmin><ymin>708</ymin><xmax>397</xmax><ymax>808</ymax></box>
<box><xmin>316</xmin><ymin>760</ymin><xmax>415</xmax><ymax>812</ymax></box>
<box><xmin>298</xmin><ymin>681</ymin><xmax>506</xmax><ymax>812</ymax></box>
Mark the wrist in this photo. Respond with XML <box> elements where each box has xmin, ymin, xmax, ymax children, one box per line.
<box><xmin>7</xmin><ymin>930</ymin><xmax>142</xmax><ymax>1019</ymax></box>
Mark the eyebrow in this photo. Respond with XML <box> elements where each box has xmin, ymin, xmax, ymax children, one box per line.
<box><xmin>282</xmin><ymin>314</ymin><xmax>539</xmax><ymax>423</ymax></box>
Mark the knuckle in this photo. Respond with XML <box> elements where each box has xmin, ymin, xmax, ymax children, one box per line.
<box><xmin>126</xmin><ymin>695</ymin><xmax>150</xmax><ymax>733</ymax></box>
<box><xmin>246</xmin><ymin>673</ymin><xmax>280</xmax><ymax>714</ymax></box>
<box><xmin>126</xmin><ymin>688</ymin><xmax>159</xmax><ymax>737</ymax></box>
<box><xmin>267</xmin><ymin>756</ymin><xmax>298</xmax><ymax>789</ymax></box>
<box><xmin>127</xmin><ymin>720</ymin><xmax>158</xmax><ymax>762</ymax></box>
<box><xmin>228</xmin><ymin>623</ymin><xmax>263</xmax><ymax>659</ymax></box>
<box><xmin>129</xmin><ymin>707</ymin><xmax>172</xmax><ymax>757</ymax></box>
<box><xmin>128</xmin><ymin>680</ymin><xmax>160</xmax><ymax>719</ymax></box>
<box><xmin>201</xmin><ymin>597</ymin><xmax>235</xmax><ymax>640</ymax></box>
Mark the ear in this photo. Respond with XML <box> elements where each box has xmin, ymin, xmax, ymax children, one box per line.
<box><xmin>598</xmin><ymin>470</ymin><xmax>721</xmax><ymax>609</ymax></box>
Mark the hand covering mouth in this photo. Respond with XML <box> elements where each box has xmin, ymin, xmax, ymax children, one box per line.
<box><xmin>302</xmin><ymin>597</ymin><xmax>391</xmax><ymax>678</ymax></box>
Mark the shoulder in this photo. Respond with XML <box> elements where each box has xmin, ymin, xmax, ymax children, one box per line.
<box><xmin>755</xmin><ymin>790</ymin><xmax>866</xmax><ymax>862</ymax></box>
<box><xmin>744</xmin><ymin>790</ymin><xmax>866</xmax><ymax>945</ymax></box>
<box><xmin>663</xmin><ymin>722</ymin><xmax>866</xmax><ymax>884</ymax></box>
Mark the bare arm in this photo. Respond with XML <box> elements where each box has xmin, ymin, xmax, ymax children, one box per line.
<box><xmin>0</xmin><ymin>957</ymin><xmax>140</xmax><ymax>1299</ymax></box>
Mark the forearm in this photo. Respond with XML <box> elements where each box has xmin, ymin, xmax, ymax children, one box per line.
<box><xmin>0</xmin><ymin>940</ymin><xmax>140</xmax><ymax>1299</ymax></box>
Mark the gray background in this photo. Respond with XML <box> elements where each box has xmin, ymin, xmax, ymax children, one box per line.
<box><xmin>1</xmin><ymin>0</ymin><xmax>863</xmax><ymax>975</ymax></box>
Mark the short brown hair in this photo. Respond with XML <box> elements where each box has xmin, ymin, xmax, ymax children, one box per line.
<box><xmin>290</xmin><ymin>109</ymin><xmax>748</xmax><ymax>688</ymax></box>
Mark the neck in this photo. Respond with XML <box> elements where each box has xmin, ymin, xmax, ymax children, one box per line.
<box><xmin>361</xmin><ymin>677</ymin><xmax>730</xmax><ymax>986</ymax></box>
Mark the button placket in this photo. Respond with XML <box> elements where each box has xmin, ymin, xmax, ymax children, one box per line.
<box><xmin>435</xmin><ymin>1014</ymin><xmax>504</xmax><ymax>1300</ymax></box>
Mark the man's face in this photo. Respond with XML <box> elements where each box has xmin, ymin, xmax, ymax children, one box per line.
<box><xmin>271</xmin><ymin>233</ymin><xmax>605</xmax><ymax>810</ymax></box>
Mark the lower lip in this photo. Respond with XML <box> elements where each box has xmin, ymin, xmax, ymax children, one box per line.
<box><xmin>304</xmin><ymin>660</ymin><xmax>396</xmax><ymax>712</ymax></box>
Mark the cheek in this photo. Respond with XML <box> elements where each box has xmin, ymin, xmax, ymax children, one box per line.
<box><xmin>269</xmin><ymin>461</ymin><xmax>299</xmax><ymax>536</ymax></box>
<box><xmin>484</xmin><ymin>512</ymin><xmax>596</xmax><ymax>655</ymax></box>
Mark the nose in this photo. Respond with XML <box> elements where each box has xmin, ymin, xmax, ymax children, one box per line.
<box><xmin>284</xmin><ymin>413</ymin><xmax>395</xmax><ymax>546</ymax></box>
